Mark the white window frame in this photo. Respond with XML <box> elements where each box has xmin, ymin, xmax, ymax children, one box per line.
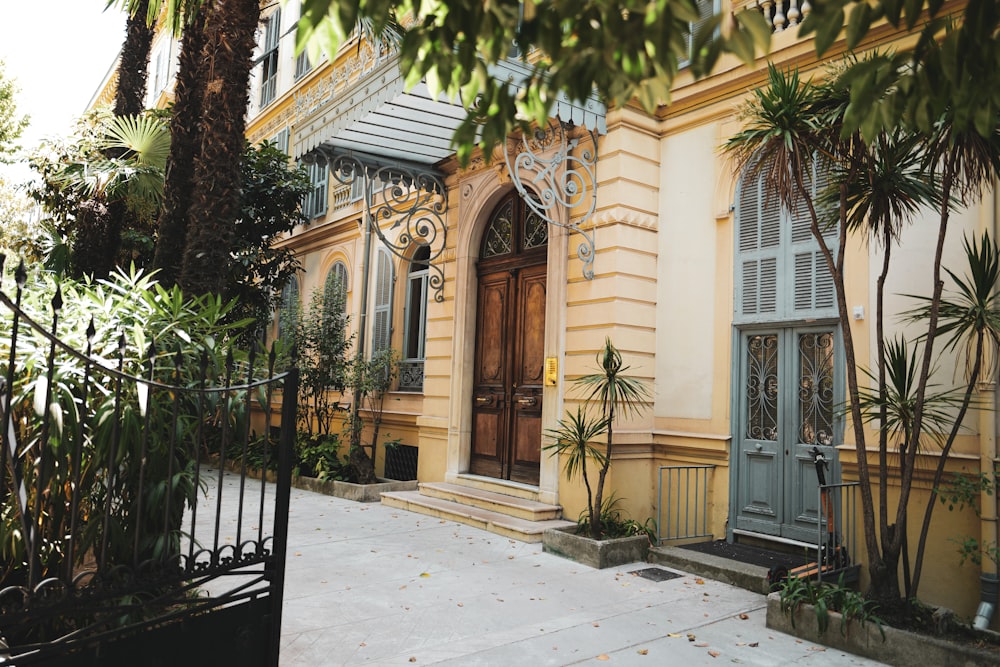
<box><xmin>259</xmin><ymin>9</ymin><xmax>281</xmax><ymax>108</ymax></box>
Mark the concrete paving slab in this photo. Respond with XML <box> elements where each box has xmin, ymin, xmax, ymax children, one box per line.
<box><xmin>202</xmin><ymin>472</ymin><xmax>885</xmax><ymax>666</ymax></box>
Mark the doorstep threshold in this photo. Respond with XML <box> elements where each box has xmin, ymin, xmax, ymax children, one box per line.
<box><xmin>733</xmin><ymin>529</ymin><xmax>818</xmax><ymax>551</ymax></box>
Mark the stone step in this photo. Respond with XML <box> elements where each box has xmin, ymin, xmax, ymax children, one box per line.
<box><xmin>380</xmin><ymin>490</ymin><xmax>576</xmax><ymax>543</ymax></box>
<box><xmin>417</xmin><ymin>482</ymin><xmax>564</xmax><ymax>521</ymax></box>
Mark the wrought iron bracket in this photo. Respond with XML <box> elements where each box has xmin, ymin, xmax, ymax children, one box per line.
<box><xmin>306</xmin><ymin>147</ymin><xmax>449</xmax><ymax>302</ymax></box>
<box><xmin>503</xmin><ymin>119</ymin><xmax>600</xmax><ymax>280</ymax></box>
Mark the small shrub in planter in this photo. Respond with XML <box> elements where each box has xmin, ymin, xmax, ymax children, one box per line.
<box><xmin>544</xmin><ymin>338</ymin><xmax>652</xmax><ymax>541</ymax></box>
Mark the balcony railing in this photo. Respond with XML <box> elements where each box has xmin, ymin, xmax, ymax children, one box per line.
<box><xmin>397</xmin><ymin>359</ymin><xmax>424</xmax><ymax>392</ymax></box>
<box><xmin>740</xmin><ymin>0</ymin><xmax>811</xmax><ymax>33</ymax></box>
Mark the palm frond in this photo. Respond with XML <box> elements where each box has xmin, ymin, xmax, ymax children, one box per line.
<box><xmin>576</xmin><ymin>338</ymin><xmax>651</xmax><ymax>420</ymax></box>
<box><xmin>103</xmin><ymin>114</ymin><xmax>171</xmax><ymax>170</ymax></box>
<box><xmin>543</xmin><ymin>405</ymin><xmax>608</xmax><ymax>481</ymax></box>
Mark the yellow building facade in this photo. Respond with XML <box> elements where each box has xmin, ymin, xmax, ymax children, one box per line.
<box><xmin>114</xmin><ymin>0</ymin><xmax>997</xmax><ymax>622</ymax></box>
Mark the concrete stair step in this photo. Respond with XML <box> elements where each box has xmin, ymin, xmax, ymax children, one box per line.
<box><xmin>380</xmin><ymin>490</ymin><xmax>576</xmax><ymax>543</ymax></box>
<box><xmin>418</xmin><ymin>482</ymin><xmax>564</xmax><ymax>521</ymax></box>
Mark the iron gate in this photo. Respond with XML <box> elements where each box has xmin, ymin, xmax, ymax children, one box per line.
<box><xmin>0</xmin><ymin>258</ymin><xmax>298</xmax><ymax>666</ymax></box>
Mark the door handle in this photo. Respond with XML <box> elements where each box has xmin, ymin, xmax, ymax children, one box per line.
<box><xmin>475</xmin><ymin>396</ymin><xmax>492</xmax><ymax>405</ymax></box>
<box><xmin>755</xmin><ymin>443</ymin><xmax>763</xmax><ymax>451</ymax></box>
<box><xmin>517</xmin><ymin>396</ymin><xmax>537</xmax><ymax>406</ymax></box>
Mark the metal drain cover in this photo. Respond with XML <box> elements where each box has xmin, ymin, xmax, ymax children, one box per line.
<box><xmin>630</xmin><ymin>567</ymin><xmax>681</xmax><ymax>582</ymax></box>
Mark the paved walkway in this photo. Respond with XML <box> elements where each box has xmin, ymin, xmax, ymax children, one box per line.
<box><xmin>266</xmin><ymin>481</ymin><xmax>883</xmax><ymax>666</ymax></box>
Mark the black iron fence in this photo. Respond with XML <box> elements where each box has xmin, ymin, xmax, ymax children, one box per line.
<box><xmin>0</xmin><ymin>258</ymin><xmax>298</xmax><ymax>666</ymax></box>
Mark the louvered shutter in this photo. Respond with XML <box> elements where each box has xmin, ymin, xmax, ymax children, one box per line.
<box><xmin>735</xmin><ymin>155</ymin><xmax>838</xmax><ymax>323</ymax></box>
<box><xmin>737</xmin><ymin>171</ymin><xmax>781</xmax><ymax>319</ymax></box>
<box><xmin>372</xmin><ymin>248</ymin><xmax>394</xmax><ymax>353</ymax></box>
<box><xmin>791</xmin><ymin>159</ymin><xmax>836</xmax><ymax>315</ymax></box>
<box><xmin>682</xmin><ymin>0</ymin><xmax>717</xmax><ymax>66</ymax></box>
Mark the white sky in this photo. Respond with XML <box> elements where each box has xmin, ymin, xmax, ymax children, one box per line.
<box><xmin>0</xmin><ymin>0</ymin><xmax>127</xmax><ymax>184</ymax></box>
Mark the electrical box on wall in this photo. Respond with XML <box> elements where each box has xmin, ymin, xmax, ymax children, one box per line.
<box><xmin>544</xmin><ymin>357</ymin><xmax>558</xmax><ymax>386</ymax></box>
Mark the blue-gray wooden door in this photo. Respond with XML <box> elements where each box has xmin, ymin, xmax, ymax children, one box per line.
<box><xmin>735</xmin><ymin>326</ymin><xmax>839</xmax><ymax>543</ymax></box>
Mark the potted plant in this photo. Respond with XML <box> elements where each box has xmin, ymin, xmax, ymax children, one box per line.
<box><xmin>542</xmin><ymin>337</ymin><xmax>654</xmax><ymax>568</ymax></box>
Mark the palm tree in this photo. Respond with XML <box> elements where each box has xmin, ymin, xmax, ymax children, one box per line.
<box><xmin>148</xmin><ymin>0</ymin><xmax>207</xmax><ymax>287</ymax></box>
<box><xmin>53</xmin><ymin>112</ymin><xmax>170</xmax><ymax>277</ymax></box>
<box><xmin>178</xmin><ymin>0</ymin><xmax>261</xmax><ymax>296</ymax></box>
<box><xmin>111</xmin><ymin>0</ymin><xmax>156</xmax><ymax>118</ymax></box>
<box><xmin>545</xmin><ymin>338</ymin><xmax>649</xmax><ymax>540</ymax></box>
<box><xmin>723</xmin><ymin>63</ymin><xmax>941</xmax><ymax>602</ymax></box>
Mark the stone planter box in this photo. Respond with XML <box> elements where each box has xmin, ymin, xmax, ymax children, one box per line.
<box><xmin>219</xmin><ymin>459</ymin><xmax>417</xmax><ymax>502</ymax></box>
<box><xmin>294</xmin><ymin>476</ymin><xmax>418</xmax><ymax>502</ymax></box>
<box><xmin>765</xmin><ymin>592</ymin><xmax>1000</xmax><ymax>666</ymax></box>
<box><xmin>542</xmin><ymin>526</ymin><xmax>650</xmax><ymax>569</ymax></box>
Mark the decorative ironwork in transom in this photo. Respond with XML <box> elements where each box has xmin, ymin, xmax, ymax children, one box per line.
<box><xmin>479</xmin><ymin>191</ymin><xmax>548</xmax><ymax>261</ymax></box>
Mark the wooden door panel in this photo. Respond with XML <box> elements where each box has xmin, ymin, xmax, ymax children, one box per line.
<box><xmin>783</xmin><ymin>330</ymin><xmax>837</xmax><ymax>542</ymax></box>
<box><xmin>471</xmin><ymin>274</ymin><xmax>511</xmax><ymax>476</ymax></box>
<box><xmin>735</xmin><ymin>333</ymin><xmax>782</xmax><ymax>535</ymax></box>
<box><xmin>516</xmin><ymin>269</ymin><xmax>547</xmax><ymax>386</ymax></box>
<box><xmin>475</xmin><ymin>278</ymin><xmax>508</xmax><ymax>384</ymax></box>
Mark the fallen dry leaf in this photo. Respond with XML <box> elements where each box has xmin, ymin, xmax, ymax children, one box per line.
<box><xmin>457</xmin><ymin>603</ymin><xmax>464</xmax><ymax>607</ymax></box>
<box><xmin>695</xmin><ymin>578</ymin><xmax>705</xmax><ymax>584</ymax></box>
<box><xmin>637</xmin><ymin>649</ymin><xmax>649</xmax><ymax>655</ymax></box>
<box><xmin>420</xmin><ymin>572</ymin><xmax>430</xmax><ymax>578</ymax></box>
<box><xmin>596</xmin><ymin>654</ymin><xmax>610</xmax><ymax>661</ymax></box>
<box><xmin>592</xmin><ymin>622</ymin><xmax>600</xmax><ymax>627</ymax></box>
<box><xmin>695</xmin><ymin>642</ymin><xmax>709</xmax><ymax>648</ymax></box>
<box><xmin>408</xmin><ymin>658</ymin><xmax>416</xmax><ymax>663</ymax></box>
<box><xmin>687</xmin><ymin>634</ymin><xmax>696</xmax><ymax>642</ymax></box>
<box><xmin>708</xmin><ymin>650</ymin><xmax>720</xmax><ymax>658</ymax></box>
<box><xmin>749</xmin><ymin>642</ymin><xmax>759</xmax><ymax>648</ymax></box>
<box><xmin>807</xmin><ymin>646</ymin><xmax>827</xmax><ymax>652</ymax></box>
<box><xmin>738</xmin><ymin>613</ymin><xmax>749</xmax><ymax>620</ymax></box>
<box><xmin>667</xmin><ymin>633</ymin><xmax>682</xmax><ymax>638</ymax></box>
<box><xmin>359</xmin><ymin>642</ymin><xmax>367</xmax><ymax>647</ymax></box>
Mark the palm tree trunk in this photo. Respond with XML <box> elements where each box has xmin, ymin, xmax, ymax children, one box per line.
<box><xmin>179</xmin><ymin>0</ymin><xmax>261</xmax><ymax>296</ymax></box>
<box><xmin>114</xmin><ymin>0</ymin><xmax>155</xmax><ymax>118</ymax></box>
<box><xmin>152</xmin><ymin>5</ymin><xmax>209</xmax><ymax>286</ymax></box>
<box><xmin>801</xmin><ymin>172</ymin><xmax>887</xmax><ymax>596</ymax></box>
<box><xmin>911</xmin><ymin>328</ymin><xmax>985</xmax><ymax>595</ymax></box>
<box><xmin>890</xmin><ymin>165</ymin><xmax>956</xmax><ymax>583</ymax></box>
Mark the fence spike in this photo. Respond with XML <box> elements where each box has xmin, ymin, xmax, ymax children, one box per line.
<box><xmin>0</xmin><ymin>253</ymin><xmax>6</xmax><ymax>282</ymax></box>
<box><xmin>52</xmin><ymin>284</ymin><xmax>63</xmax><ymax>313</ymax></box>
<box><xmin>147</xmin><ymin>339</ymin><xmax>157</xmax><ymax>361</ymax></box>
<box><xmin>15</xmin><ymin>259</ymin><xmax>27</xmax><ymax>288</ymax></box>
<box><xmin>86</xmin><ymin>317</ymin><xmax>96</xmax><ymax>343</ymax></box>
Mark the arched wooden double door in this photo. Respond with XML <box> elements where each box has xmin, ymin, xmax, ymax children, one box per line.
<box><xmin>470</xmin><ymin>192</ymin><xmax>548</xmax><ymax>485</ymax></box>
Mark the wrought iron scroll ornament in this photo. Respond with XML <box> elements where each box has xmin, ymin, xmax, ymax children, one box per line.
<box><xmin>306</xmin><ymin>148</ymin><xmax>449</xmax><ymax>303</ymax></box>
<box><xmin>503</xmin><ymin>119</ymin><xmax>599</xmax><ymax>280</ymax></box>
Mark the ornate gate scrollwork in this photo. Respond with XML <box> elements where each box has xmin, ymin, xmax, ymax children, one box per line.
<box><xmin>306</xmin><ymin>147</ymin><xmax>449</xmax><ymax>303</ymax></box>
<box><xmin>503</xmin><ymin>119</ymin><xmax>599</xmax><ymax>280</ymax></box>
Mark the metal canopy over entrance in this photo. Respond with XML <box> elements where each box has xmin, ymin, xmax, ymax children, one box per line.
<box><xmin>294</xmin><ymin>52</ymin><xmax>607</xmax><ymax>280</ymax></box>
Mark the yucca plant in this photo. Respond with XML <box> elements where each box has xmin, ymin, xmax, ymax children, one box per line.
<box><xmin>544</xmin><ymin>338</ymin><xmax>649</xmax><ymax>540</ymax></box>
